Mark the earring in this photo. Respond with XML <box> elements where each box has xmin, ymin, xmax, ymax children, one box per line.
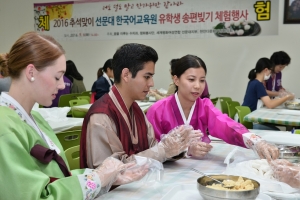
<box><xmin>30</xmin><ymin>77</ymin><xmax>35</xmax><ymax>82</ymax></box>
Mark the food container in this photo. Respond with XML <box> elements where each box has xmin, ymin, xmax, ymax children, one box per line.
<box><xmin>197</xmin><ymin>175</ymin><xmax>260</xmax><ymax>200</ymax></box>
<box><xmin>284</xmin><ymin>101</ymin><xmax>300</xmax><ymax>110</ymax></box>
<box><xmin>278</xmin><ymin>145</ymin><xmax>300</xmax><ymax>163</ymax></box>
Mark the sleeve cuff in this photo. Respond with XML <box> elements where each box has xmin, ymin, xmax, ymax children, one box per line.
<box><xmin>242</xmin><ymin>132</ymin><xmax>262</xmax><ymax>149</ymax></box>
<box><xmin>77</xmin><ymin>169</ymin><xmax>102</xmax><ymax>200</ymax></box>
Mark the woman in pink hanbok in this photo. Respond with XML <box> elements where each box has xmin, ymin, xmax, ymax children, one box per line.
<box><xmin>146</xmin><ymin>55</ymin><xmax>278</xmax><ymax>160</ymax></box>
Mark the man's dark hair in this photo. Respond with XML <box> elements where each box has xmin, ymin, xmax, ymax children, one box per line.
<box><xmin>112</xmin><ymin>43</ymin><xmax>158</xmax><ymax>83</ymax></box>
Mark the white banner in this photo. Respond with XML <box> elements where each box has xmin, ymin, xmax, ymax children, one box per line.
<box><xmin>34</xmin><ymin>0</ymin><xmax>279</xmax><ymax>40</ymax></box>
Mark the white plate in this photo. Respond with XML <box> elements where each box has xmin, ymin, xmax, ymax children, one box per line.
<box><xmin>160</xmin><ymin>184</ymin><xmax>271</xmax><ymax>200</ymax></box>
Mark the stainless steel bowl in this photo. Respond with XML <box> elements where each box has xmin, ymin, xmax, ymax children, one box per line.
<box><xmin>285</xmin><ymin>102</ymin><xmax>300</xmax><ymax>110</ymax></box>
<box><xmin>197</xmin><ymin>175</ymin><xmax>260</xmax><ymax>200</ymax></box>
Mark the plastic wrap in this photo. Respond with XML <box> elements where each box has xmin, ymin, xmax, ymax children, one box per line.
<box><xmin>158</xmin><ymin>125</ymin><xmax>202</xmax><ymax>161</ymax></box>
<box><xmin>95</xmin><ymin>156</ymin><xmax>164</xmax><ymax>195</ymax></box>
<box><xmin>187</xmin><ymin>138</ymin><xmax>212</xmax><ymax>158</ymax></box>
<box><xmin>270</xmin><ymin>159</ymin><xmax>300</xmax><ymax>189</ymax></box>
<box><xmin>251</xmin><ymin>140</ymin><xmax>279</xmax><ymax>162</ymax></box>
<box><xmin>223</xmin><ymin>147</ymin><xmax>300</xmax><ymax>199</ymax></box>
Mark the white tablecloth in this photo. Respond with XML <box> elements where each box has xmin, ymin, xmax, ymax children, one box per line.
<box><xmin>99</xmin><ymin>130</ymin><xmax>300</xmax><ymax>200</ymax></box>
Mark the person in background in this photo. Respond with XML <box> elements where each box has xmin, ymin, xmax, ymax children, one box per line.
<box><xmin>146</xmin><ymin>55</ymin><xmax>278</xmax><ymax>160</ymax></box>
<box><xmin>149</xmin><ymin>57</ymin><xmax>209</xmax><ymax>101</ymax></box>
<box><xmin>80</xmin><ymin>43</ymin><xmax>201</xmax><ymax>169</ymax></box>
<box><xmin>0</xmin><ymin>57</ymin><xmax>12</xmax><ymax>93</ymax></box>
<box><xmin>44</xmin><ymin>75</ymin><xmax>72</xmax><ymax>108</ymax></box>
<box><xmin>0</xmin><ymin>32</ymin><xmax>148</xmax><ymax>200</ymax></box>
<box><xmin>65</xmin><ymin>60</ymin><xmax>86</xmax><ymax>93</ymax></box>
<box><xmin>91</xmin><ymin>58</ymin><xmax>114</xmax><ymax>100</ymax></box>
<box><xmin>242</xmin><ymin>58</ymin><xmax>294</xmax><ymax>130</ymax></box>
<box><xmin>265</xmin><ymin>51</ymin><xmax>291</xmax><ymax>98</ymax></box>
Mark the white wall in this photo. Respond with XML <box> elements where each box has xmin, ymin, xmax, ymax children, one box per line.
<box><xmin>1</xmin><ymin>0</ymin><xmax>300</xmax><ymax>103</ymax></box>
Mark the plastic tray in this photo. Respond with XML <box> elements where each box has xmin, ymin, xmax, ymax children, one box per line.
<box><xmin>160</xmin><ymin>184</ymin><xmax>271</xmax><ymax>200</ymax></box>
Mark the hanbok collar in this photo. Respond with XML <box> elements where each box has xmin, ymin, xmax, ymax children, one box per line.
<box><xmin>0</xmin><ymin>92</ymin><xmax>60</xmax><ymax>154</ymax></box>
<box><xmin>103</xmin><ymin>72</ymin><xmax>112</xmax><ymax>89</ymax></box>
<box><xmin>108</xmin><ymin>86</ymin><xmax>138</xmax><ymax>144</ymax></box>
<box><xmin>175</xmin><ymin>92</ymin><xmax>196</xmax><ymax>125</ymax></box>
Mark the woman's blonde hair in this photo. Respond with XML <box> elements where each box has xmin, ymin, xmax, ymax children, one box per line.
<box><xmin>0</xmin><ymin>31</ymin><xmax>65</xmax><ymax>78</ymax></box>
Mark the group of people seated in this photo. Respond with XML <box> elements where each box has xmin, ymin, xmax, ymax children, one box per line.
<box><xmin>0</xmin><ymin>31</ymin><xmax>299</xmax><ymax>200</ymax></box>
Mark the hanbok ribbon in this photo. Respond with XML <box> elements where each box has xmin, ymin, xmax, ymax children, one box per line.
<box><xmin>30</xmin><ymin>144</ymin><xmax>71</xmax><ymax>177</ymax></box>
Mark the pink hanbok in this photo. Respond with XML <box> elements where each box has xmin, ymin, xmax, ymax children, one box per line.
<box><xmin>146</xmin><ymin>94</ymin><xmax>249</xmax><ymax>148</ymax></box>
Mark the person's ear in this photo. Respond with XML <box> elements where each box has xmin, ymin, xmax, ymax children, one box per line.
<box><xmin>173</xmin><ymin>75</ymin><xmax>179</xmax><ymax>86</ymax></box>
<box><xmin>121</xmin><ymin>68</ymin><xmax>131</xmax><ymax>83</ymax></box>
<box><xmin>25</xmin><ymin>64</ymin><xmax>36</xmax><ymax>82</ymax></box>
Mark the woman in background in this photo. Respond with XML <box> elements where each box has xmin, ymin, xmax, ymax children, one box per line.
<box><xmin>242</xmin><ymin>57</ymin><xmax>294</xmax><ymax>130</ymax></box>
<box><xmin>91</xmin><ymin>58</ymin><xmax>114</xmax><ymax>100</ymax></box>
<box><xmin>65</xmin><ymin>60</ymin><xmax>86</xmax><ymax>93</ymax></box>
<box><xmin>147</xmin><ymin>55</ymin><xmax>278</xmax><ymax>160</ymax></box>
<box><xmin>0</xmin><ymin>32</ymin><xmax>147</xmax><ymax>200</ymax></box>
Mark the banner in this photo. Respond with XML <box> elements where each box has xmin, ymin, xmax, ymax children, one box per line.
<box><xmin>34</xmin><ymin>0</ymin><xmax>279</xmax><ymax>40</ymax></box>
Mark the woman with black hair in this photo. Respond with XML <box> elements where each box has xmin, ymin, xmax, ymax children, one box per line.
<box><xmin>65</xmin><ymin>60</ymin><xmax>86</xmax><ymax>93</ymax></box>
<box><xmin>91</xmin><ymin>59</ymin><xmax>114</xmax><ymax>100</ymax></box>
<box><xmin>147</xmin><ymin>55</ymin><xmax>279</xmax><ymax>160</ymax></box>
<box><xmin>242</xmin><ymin>57</ymin><xmax>294</xmax><ymax>130</ymax></box>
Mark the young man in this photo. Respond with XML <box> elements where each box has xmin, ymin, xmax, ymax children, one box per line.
<box><xmin>80</xmin><ymin>43</ymin><xmax>200</xmax><ymax>168</ymax></box>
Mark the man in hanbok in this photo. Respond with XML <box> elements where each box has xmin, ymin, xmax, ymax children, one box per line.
<box><xmin>80</xmin><ymin>44</ymin><xmax>201</xmax><ymax>169</ymax></box>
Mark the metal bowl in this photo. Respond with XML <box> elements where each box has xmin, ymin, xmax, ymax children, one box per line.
<box><xmin>285</xmin><ymin>101</ymin><xmax>300</xmax><ymax>110</ymax></box>
<box><xmin>197</xmin><ymin>175</ymin><xmax>260</xmax><ymax>200</ymax></box>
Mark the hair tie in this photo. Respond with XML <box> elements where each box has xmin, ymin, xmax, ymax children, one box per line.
<box><xmin>254</xmin><ymin>69</ymin><xmax>256</xmax><ymax>72</ymax></box>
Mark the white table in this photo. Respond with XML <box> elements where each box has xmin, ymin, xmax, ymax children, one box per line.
<box><xmin>99</xmin><ymin>130</ymin><xmax>285</xmax><ymax>199</ymax></box>
<box><xmin>244</xmin><ymin>107</ymin><xmax>300</xmax><ymax>127</ymax></box>
<box><xmin>33</xmin><ymin>107</ymin><xmax>84</xmax><ymax>133</ymax></box>
<box><xmin>48</xmin><ymin>117</ymin><xmax>83</xmax><ymax>133</ymax></box>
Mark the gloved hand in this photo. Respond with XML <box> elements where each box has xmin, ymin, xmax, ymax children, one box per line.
<box><xmin>94</xmin><ymin>157</ymin><xmax>126</xmax><ymax>187</ymax></box>
<box><xmin>279</xmin><ymin>89</ymin><xmax>295</xmax><ymax>101</ymax></box>
<box><xmin>113</xmin><ymin>162</ymin><xmax>149</xmax><ymax>185</ymax></box>
<box><xmin>252</xmin><ymin>140</ymin><xmax>279</xmax><ymax>162</ymax></box>
<box><xmin>187</xmin><ymin>141</ymin><xmax>213</xmax><ymax>158</ymax></box>
<box><xmin>158</xmin><ymin>125</ymin><xmax>202</xmax><ymax>159</ymax></box>
<box><xmin>271</xmin><ymin>159</ymin><xmax>300</xmax><ymax>188</ymax></box>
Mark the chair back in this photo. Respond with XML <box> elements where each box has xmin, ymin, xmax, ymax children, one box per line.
<box><xmin>210</xmin><ymin>97</ymin><xmax>218</xmax><ymax>106</ymax></box>
<box><xmin>77</xmin><ymin>95</ymin><xmax>91</xmax><ymax>103</ymax></box>
<box><xmin>58</xmin><ymin>93</ymin><xmax>81</xmax><ymax>107</ymax></box>
<box><xmin>56</xmin><ymin>129</ymin><xmax>81</xmax><ymax>150</ymax></box>
<box><xmin>69</xmin><ymin>99</ymin><xmax>89</xmax><ymax>118</ymax></box>
<box><xmin>69</xmin><ymin>99</ymin><xmax>89</xmax><ymax>107</ymax></box>
<box><xmin>81</xmin><ymin>91</ymin><xmax>92</xmax><ymax>97</ymax></box>
<box><xmin>219</xmin><ymin>97</ymin><xmax>232</xmax><ymax>115</ymax></box>
<box><xmin>226</xmin><ymin>100</ymin><xmax>240</xmax><ymax>119</ymax></box>
<box><xmin>235</xmin><ymin>106</ymin><xmax>253</xmax><ymax>129</ymax></box>
<box><xmin>65</xmin><ymin>145</ymin><xmax>80</xmax><ymax>170</ymax></box>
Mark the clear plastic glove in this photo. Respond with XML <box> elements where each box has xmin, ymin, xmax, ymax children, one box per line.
<box><xmin>271</xmin><ymin>159</ymin><xmax>300</xmax><ymax>188</ymax></box>
<box><xmin>279</xmin><ymin>89</ymin><xmax>295</xmax><ymax>101</ymax></box>
<box><xmin>158</xmin><ymin>125</ymin><xmax>202</xmax><ymax>159</ymax></box>
<box><xmin>252</xmin><ymin>140</ymin><xmax>279</xmax><ymax>162</ymax></box>
<box><xmin>113</xmin><ymin>162</ymin><xmax>149</xmax><ymax>185</ymax></box>
<box><xmin>187</xmin><ymin>141</ymin><xmax>213</xmax><ymax>158</ymax></box>
<box><xmin>94</xmin><ymin>157</ymin><xmax>125</xmax><ymax>187</ymax></box>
